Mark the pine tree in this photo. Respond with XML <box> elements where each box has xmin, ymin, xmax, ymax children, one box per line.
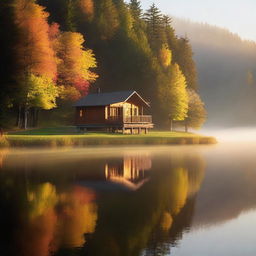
<box><xmin>129</xmin><ymin>0</ymin><xmax>142</xmax><ymax>19</ymax></box>
<box><xmin>175</xmin><ymin>37</ymin><xmax>198</xmax><ymax>90</ymax></box>
<box><xmin>143</xmin><ymin>3</ymin><xmax>165</xmax><ymax>51</ymax></box>
<box><xmin>95</xmin><ymin>0</ymin><xmax>119</xmax><ymax>40</ymax></box>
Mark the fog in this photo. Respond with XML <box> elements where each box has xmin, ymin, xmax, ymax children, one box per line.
<box><xmin>201</xmin><ymin>127</ymin><xmax>256</xmax><ymax>142</ymax></box>
<box><xmin>173</xmin><ymin>18</ymin><xmax>256</xmax><ymax>128</ymax></box>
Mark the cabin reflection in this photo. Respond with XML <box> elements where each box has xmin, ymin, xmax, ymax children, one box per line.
<box><xmin>105</xmin><ymin>154</ymin><xmax>152</xmax><ymax>190</ymax></box>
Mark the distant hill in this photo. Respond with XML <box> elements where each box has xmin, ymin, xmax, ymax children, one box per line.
<box><xmin>173</xmin><ymin>18</ymin><xmax>256</xmax><ymax>127</ymax></box>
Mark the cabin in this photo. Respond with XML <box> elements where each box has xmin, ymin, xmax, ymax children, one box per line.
<box><xmin>74</xmin><ymin>90</ymin><xmax>153</xmax><ymax>133</ymax></box>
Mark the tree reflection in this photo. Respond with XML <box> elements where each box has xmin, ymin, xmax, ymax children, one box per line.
<box><xmin>0</xmin><ymin>149</ymin><xmax>9</xmax><ymax>169</ymax></box>
<box><xmin>82</xmin><ymin>152</ymin><xmax>205</xmax><ymax>256</ymax></box>
<box><xmin>0</xmin><ymin>149</ymin><xmax>205</xmax><ymax>256</ymax></box>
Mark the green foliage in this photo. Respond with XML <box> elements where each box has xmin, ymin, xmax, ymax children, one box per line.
<box><xmin>95</xmin><ymin>0</ymin><xmax>120</xmax><ymax>39</ymax></box>
<box><xmin>185</xmin><ymin>89</ymin><xmax>207</xmax><ymax>130</ymax></box>
<box><xmin>143</xmin><ymin>3</ymin><xmax>165</xmax><ymax>51</ymax></box>
<box><xmin>129</xmin><ymin>0</ymin><xmax>142</xmax><ymax>19</ymax></box>
<box><xmin>23</xmin><ymin>74</ymin><xmax>59</xmax><ymax>110</ymax></box>
<box><xmin>1</xmin><ymin>0</ymin><xmax>204</xmax><ymax>129</ymax></box>
<box><xmin>174</xmin><ymin>37</ymin><xmax>198</xmax><ymax>90</ymax></box>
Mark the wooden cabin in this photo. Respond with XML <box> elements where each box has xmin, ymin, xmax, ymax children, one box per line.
<box><xmin>74</xmin><ymin>90</ymin><xmax>153</xmax><ymax>133</ymax></box>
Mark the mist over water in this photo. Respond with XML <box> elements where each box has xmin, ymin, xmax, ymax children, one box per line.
<box><xmin>1</xmin><ymin>143</ymin><xmax>256</xmax><ymax>255</ymax></box>
<box><xmin>202</xmin><ymin>127</ymin><xmax>256</xmax><ymax>142</ymax></box>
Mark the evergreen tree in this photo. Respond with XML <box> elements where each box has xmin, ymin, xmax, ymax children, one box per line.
<box><xmin>95</xmin><ymin>0</ymin><xmax>120</xmax><ymax>40</ymax></box>
<box><xmin>129</xmin><ymin>0</ymin><xmax>142</xmax><ymax>19</ymax></box>
<box><xmin>175</xmin><ymin>37</ymin><xmax>198</xmax><ymax>90</ymax></box>
<box><xmin>143</xmin><ymin>3</ymin><xmax>165</xmax><ymax>51</ymax></box>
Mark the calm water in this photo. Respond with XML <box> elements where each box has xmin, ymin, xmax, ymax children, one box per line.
<box><xmin>0</xmin><ymin>143</ymin><xmax>256</xmax><ymax>256</ymax></box>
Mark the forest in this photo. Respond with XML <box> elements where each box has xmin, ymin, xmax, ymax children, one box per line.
<box><xmin>0</xmin><ymin>0</ymin><xmax>206</xmax><ymax>130</ymax></box>
<box><xmin>173</xmin><ymin>17</ymin><xmax>256</xmax><ymax>127</ymax></box>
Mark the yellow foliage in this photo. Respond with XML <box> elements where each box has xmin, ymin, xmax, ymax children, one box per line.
<box><xmin>59</xmin><ymin>86</ymin><xmax>81</xmax><ymax>101</ymax></box>
<box><xmin>57</xmin><ymin>32</ymin><xmax>98</xmax><ymax>95</ymax></box>
<box><xmin>57</xmin><ymin>187</ymin><xmax>98</xmax><ymax>247</ymax></box>
<box><xmin>25</xmin><ymin>74</ymin><xmax>59</xmax><ymax>110</ymax></box>
<box><xmin>160</xmin><ymin>212</ymin><xmax>173</xmax><ymax>231</ymax></box>
<box><xmin>159</xmin><ymin>44</ymin><xmax>172</xmax><ymax>68</ymax></box>
<box><xmin>169</xmin><ymin>168</ymin><xmax>189</xmax><ymax>215</ymax></box>
<box><xmin>28</xmin><ymin>183</ymin><xmax>57</xmax><ymax>219</ymax></box>
<box><xmin>158</xmin><ymin>63</ymin><xmax>188</xmax><ymax>122</ymax></box>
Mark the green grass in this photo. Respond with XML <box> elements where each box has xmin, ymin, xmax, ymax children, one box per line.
<box><xmin>2</xmin><ymin>127</ymin><xmax>217</xmax><ymax>147</ymax></box>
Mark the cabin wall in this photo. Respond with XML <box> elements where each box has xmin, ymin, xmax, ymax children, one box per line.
<box><xmin>75</xmin><ymin>106</ymin><xmax>106</xmax><ymax>125</ymax></box>
<box><xmin>126</xmin><ymin>94</ymin><xmax>149</xmax><ymax>115</ymax></box>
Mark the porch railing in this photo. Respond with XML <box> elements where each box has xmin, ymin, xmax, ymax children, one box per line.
<box><xmin>124</xmin><ymin>115</ymin><xmax>152</xmax><ymax>123</ymax></box>
<box><xmin>108</xmin><ymin>115</ymin><xmax>152</xmax><ymax>123</ymax></box>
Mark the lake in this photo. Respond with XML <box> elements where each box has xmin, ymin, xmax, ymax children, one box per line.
<box><xmin>0</xmin><ymin>143</ymin><xmax>256</xmax><ymax>256</ymax></box>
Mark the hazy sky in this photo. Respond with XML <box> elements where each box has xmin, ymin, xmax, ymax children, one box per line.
<box><xmin>140</xmin><ymin>0</ymin><xmax>256</xmax><ymax>41</ymax></box>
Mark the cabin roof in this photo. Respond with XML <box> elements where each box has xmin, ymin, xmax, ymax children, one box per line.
<box><xmin>74</xmin><ymin>90</ymin><xmax>150</xmax><ymax>107</ymax></box>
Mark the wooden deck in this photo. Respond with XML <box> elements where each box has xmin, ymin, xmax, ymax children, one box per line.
<box><xmin>76</xmin><ymin>115</ymin><xmax>153</xmax><ymax>133</ymax></box>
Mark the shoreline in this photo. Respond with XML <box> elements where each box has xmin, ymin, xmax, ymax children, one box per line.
<box><xmin>0</xmin><ymin>131</ymin><xmax>217</xmax><ymax>148</ymax></box>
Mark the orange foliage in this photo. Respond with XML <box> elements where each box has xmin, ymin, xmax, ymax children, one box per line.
<box><xmin>56</xmin><ymin>186</ymin><xmax>97</xmax><ymax>248</ymax></box>
<box><xmin>14</xmin><ymin>0</ymin><xmax>57</xmax><ymax>79</ymax></box>
<box><xmin>19</xmin><ymin>209</ymin><xmax>57</xmax><ymax>256</ymax></box>
<box><xmin>57</xmin><ymin>32</ymin><xmax>98</xmax><ymax>99</ymax></box>
<box><xmin>80</xmin><ymin>0</ymin><xmax>94</xmax><ymax>20</ymax></box>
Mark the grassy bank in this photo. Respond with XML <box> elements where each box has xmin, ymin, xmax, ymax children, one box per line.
<box><xmin>1</xmin><ymin>127</ymin><xmax>217</xmax><ymax>148</ymax></box>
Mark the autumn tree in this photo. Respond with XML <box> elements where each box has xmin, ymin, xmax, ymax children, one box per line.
<box><xmin>159</xmin><ymin>44</ymin><xmax>172</xmax><ymax>68</ymax></box>
<box><xmin>184</xmin><ymin>89</ymin><xmax>207</xmax><ymax>132</ymax></box>
<box><xmin>79</xmin><ymin>0</ymin><xmax>94</xmax><ymax>21</ymax></box>
<box><xmin>56</xmin><ymin>31</ymin><xmax>98</xmax><ymax>101</ymax></box>
<box><xmin>158</xmin><ymin>63</ymin><xmax>188</xmax><ymax>130</ymax></box>
<box><xmin>13</xmin><ymin>0</ymin><xmax>58</xmax><ymax>128</ymax></box>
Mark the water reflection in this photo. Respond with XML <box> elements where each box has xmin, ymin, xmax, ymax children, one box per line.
<box><xmin>105</xmin><ymin>154</ymin><xmax>152</xmax><ymax>190</ymax></box>
<box><xmin>1</xmin><ymin>145</ymin><xmax>256</xmax><ymax>256</ymax></box>
<box><xmin>0</xmin><ymin>147</ymin><xmax>207</xmax><ymax>256</ymax></box>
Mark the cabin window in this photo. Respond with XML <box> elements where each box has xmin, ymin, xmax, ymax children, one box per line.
<box><xmin>110</xmin><ymin>108</ymin><xmax>118</xmax><ymax>117</ymax></box>
<box><xmin>124</xmin><ymin>105</ymin><xmax>138</xmax><ymax>116</ymax></box>
<box><xmin>79</xmin><ymin>109</ymin><xmax>83</xmax><ymax>117</ymax></box>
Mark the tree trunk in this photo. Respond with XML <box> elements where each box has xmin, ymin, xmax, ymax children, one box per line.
<box><xmin>185</xmin><ymin>121</ymin><xmax>188</xmax><ymax>133</ymax></box>
<box><xmin>24</xmin><ymin>107</ymin><xmax>29</xmax><ymax>130</ymax></box>
<box><xmin>170</xmin><ymin>119</ymin><xmax>173</xmax><ymax>131</ymax></box>
<box><xmin>16</xmin><ymin>105</ymin><xmax>22</xmax><ymax>128</ymax></box>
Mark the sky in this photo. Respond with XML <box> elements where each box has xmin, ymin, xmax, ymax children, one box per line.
<box><xmin>140</xmin><ymin>0</ymin><xmax>256</xmax><ymax>41</ymax></box>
